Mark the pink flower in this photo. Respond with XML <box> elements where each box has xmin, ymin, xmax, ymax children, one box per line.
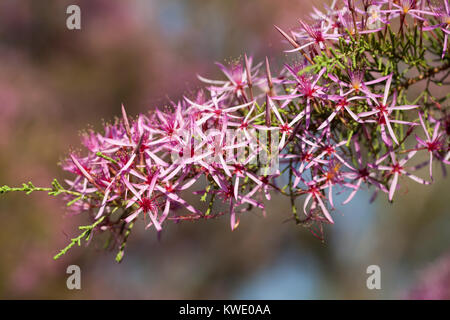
<box><xmin>358</xmin><ymin>74</ymin><xmax>419</xmax><ymax>145</ymax></box>
<box><xmin>415</xmin><ymin>112</ymin><xmax>450</xmax><ymax>180</ymax></box>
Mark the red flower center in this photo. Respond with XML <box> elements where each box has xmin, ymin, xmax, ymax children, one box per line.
<box><xmin>308</xmin><ymin>185</ymin><xmax>320</xmax><ymax>196</ymax></box>
<box><xmin>377</xmin><ymin>104</ymin><xmax>388</xmax><ymax>113</ymax></box>
<box><xmin>392</xmin><ymin>163</ymin><xmax>403</xmax><ymax>173</ymax></box>
<box><xmin>324</xmin><ymin>145</ymin><xmax>335</xmax><ymax>155</ymax></box>
<box><xmin>165</xmin><ymin>184</ymin><xmax>174</xmax><ymax>193</ymax></box>
<box><xmin>233</xmin><ymin>164</ymin><xmax>244</xmax><ymax>175</ymax></box>
<box><xmin>302</xmin><ymin>152</ymin><xmax>313</xmax><ymax>162</ymax></box>
<box><xmin>336</xmin><ymin>98</ymin><xmax>349</xmax><ymax>109</ymax></box>
<box><xmin>359</xmin><ymin>168</ymin><xmax>369</xmax><ymax>178</ymax></box>
<box><xmin>138</xmin><ymin>197</ymin><xmax>157</xmax><ymax>213</ymax></box>
<box><xmin>426</xmin><ymin>140</ymin><xmax>440</xmax><ymax>152</ymax></box>
<box><xmin>280</xmin><ymin>123</ymin><xmax>292</xmax><ymax>133</ymax></box>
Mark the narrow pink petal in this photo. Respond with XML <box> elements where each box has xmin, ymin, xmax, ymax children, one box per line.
<box><xmin>389</xmin><ymin>172</ymin><xmax>399</xmax><ymax>201</ymax></box>
<box><xmin>342</xmin><ymin>178</ymin><xmax>362</xmax><ymax>205</ymax></box>
<box><xmin>315</xmin><ymin>195</ymin><xmax>334</xmax><ymax>224</ymax></box>
<box><xmin>125</xmin><ymin>208</ymin><xmax>143</xmax><ymax>224</ymax></box>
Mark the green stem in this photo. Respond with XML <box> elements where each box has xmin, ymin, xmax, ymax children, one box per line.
<box><xmin>54</xmin><ymin>216</ymin><xmax>105</xmax><ymax>260</ymax></box>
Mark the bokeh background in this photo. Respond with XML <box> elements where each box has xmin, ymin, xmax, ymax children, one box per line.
<box><xmin>0</xmin><ymin>0</ymin><xmax>449</xmax><ymax>299</ymax></box>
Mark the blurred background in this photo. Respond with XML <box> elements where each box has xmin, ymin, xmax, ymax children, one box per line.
<box><xmin>0</xmin><ymin>0</ymin><xmax>449</xmax><ymax>299</ymax></box>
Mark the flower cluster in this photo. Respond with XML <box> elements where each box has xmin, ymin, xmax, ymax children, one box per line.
<box><xmin>2</xmin><ymin>0</ymin><xmax>449</xmax><ymax>261</ymax></box>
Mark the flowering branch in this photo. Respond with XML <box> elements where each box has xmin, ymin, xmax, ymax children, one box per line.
<box><xmin>2</xmin><ymin>0</ymin><xmax>450</xmax><ymax>261</ymax></box>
